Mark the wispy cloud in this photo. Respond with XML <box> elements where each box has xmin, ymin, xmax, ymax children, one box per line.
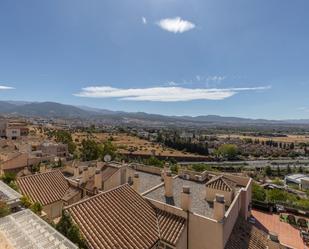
<box><xmin>74</xmin><ymin>85</ymin><xmax>271</xmax><ymax>102</ymax></box>
<box><xmin>0</xmin><ymin>85</ymin><xmax>14</xmax><ymax>90</ymax></box>
<box><xmin>157</xmin><ymin>17</ymin><xmax>195</xmax><ymax>33</ymax></box>
<box><xmin>142</xmin><ymin>17</ymin><xmax>147</xmax><ymax>24</ymax></box>
<box><xmin>298</xmin><ymin>107</ymin><xmax>309</xmax><ymax>112</ymax></box>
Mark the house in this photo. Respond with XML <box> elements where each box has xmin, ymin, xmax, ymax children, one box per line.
<box><xmin>37</xmin><ymin>142</ymin><xmax>69</xmax><ymax>158</ymax></box>
<box><xmin>0</xmin><ymin>209</ymin><xmax>78</xmax><ymax>249</ymax></box>
<box><xmin>65</xmin><ymin>184</ymin><xmax>187</xmax><ymax>249</ymax></box>
<box><xmin>284</xmin><ymin>173</ymin><xmax>309</xmax><ymax>190</ymax></box>
<box><xmin>63</xmin><ymin>160</ymin><xmax>135</xmax><ymax>196</ymax></box>
<box><xmin>17</xmin><ymin>170</ymin><xmax>81</xmax><ymax>219</ymax></box>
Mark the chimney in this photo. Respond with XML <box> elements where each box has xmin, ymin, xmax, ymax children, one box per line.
<box><xmin>161</xmin><ymin>163</ymin><xmax>169</xmax><ymax>180</ymax></box>
<box><xmin>164</xmin><ymin>171</ymin><xmax>173</xmax><ymax>198</ymax></box>
<box><xmin>268</xmin><ymin>232</ymin><xmax>280</xmax><ymax>249</ymax></box>
<box><xmin>73</xmin><ymin>166</ymin><xmax>79</xmax><ymax>177</ymax></box>
<box><xmin>94</xmin><ymin>169</ymin><xmax>102</xmax><ymax>190</ymax></box>
<box><xmin>82</xmin><ymin>167</ymin><xmax>89</xmax><ymax>183</ymax></box>
<box><xmin>181</xmin><ymin>186</ymin><xmax>191</xmax><ymax>211</ymax></box>
<box><xmin>133</xmin><ymin>173</ymin><xmax>140</xmax><ymax>192</ymax></box>
<box><xmin>213</xmin><ymin>194</ymin><xmax>225</xmax><ymax>221</ymax></box>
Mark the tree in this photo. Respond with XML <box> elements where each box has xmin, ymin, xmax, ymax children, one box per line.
<box><xmin>216</xmin><ymin>144</ymin><xmax>238</xmax><ymax>160</ymax></box>
<box><xmin>56</xmin><ymin>211</ymin><xmax>87</xmax><ymax>248</ymax></box>
<box><xmin>1</xmin><ymin>172</ymin><xmax>16</xmax><ymax>184</ymax></box>
<box><xmin>30</xmin><ymin>202</ymin><xmax>42</xmax><ymax>214</ymax></box>
<box><xmin>298</xmin><ymin>166</ymin><xmax>304</xmax><ymax>173</ymax></box>
<box><xmin>264</xmin><ymin>165</ymin><xmax>272</xmax><ymax>176</ymax></box>
<box><xmin>252</xmin><ymin>183</ymin><xmax>266</xmax><ymax>201</ymax></box>
<box><xmin>0</xmin><ymin>201</ymin><xmax>10</xmax><ymax>218</ymax></box>
<box><xmin>20</xmin><ymin>196</ymin><xmax>32</xmax><ymax>208</ymax></box>
<box><xmin>287</xmin><ymin>164</ymin><xmax>292</xmax><ymax>174</ymax></box>
<box><xmin>101</xmin><ymin>140</ymin><xmax>117</xmax><ymax>159</ymax></box>
<box><xmin>80</xmin><ymin>139</ymin><xmax>102</xmax><ymax>161</ymax></box>
<box><xmin>54</xmin><ymin>130</ymin><xmax>76</xmax><ymax>154</ymax></box>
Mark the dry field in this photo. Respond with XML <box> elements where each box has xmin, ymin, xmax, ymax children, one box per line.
<box><xmin>218</xmin><ymin>134</ymin><xmax>309</xmax><ymax>144</ymax></box>
<box><xmin>72</xmin><ymin>132</ymin><xmax>199</xmax><ymax>157</ymax></box>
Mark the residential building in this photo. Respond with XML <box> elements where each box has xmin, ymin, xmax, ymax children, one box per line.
<box><xmin>0</xmin><ymin>209</ymin><xmax>78</xmax><ymax>249</ymax></box>
<box><xmin>17</xmin><ymin>170</ymin><xmax>81</xmax><ymax>219</ymax></box>
<box><xmin>284</xmin><ymin>173</ymin><xmax>309</xmax><ymax>190</ymax></box>
<box><xmin>37</xmin><ymin>141</ymin><xmax>69</xmax><ymax>158</ymax></box>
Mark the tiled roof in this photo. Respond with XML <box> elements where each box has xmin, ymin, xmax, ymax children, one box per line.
<box><xmin>66</xmin><ymin>184</ymin><xmax>186</xmax><ymax>249</ymax></box>
<box><xmin>205</xmin><ymin>175</ymin><xmax>236</xmax><ymax>192</ymax></box>
<box><xmin>225</xmin><ymin>218</ymin><xmax>268</xmax><ymax>249</ymax></box>
<box><xmin>156</xmin><ymin>209</ymin><xmax>186</xmax><ymax>246</ymax></box>
<box><xmin>17</xmin><ymin>170</ymin><xmax>69</xmax><ymax>205</ymax></box>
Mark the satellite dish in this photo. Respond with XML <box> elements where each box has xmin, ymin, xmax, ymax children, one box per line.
<box><xmin>104</xmin><ymin>154</ymin><xmax>112</xmax><ymax>162</ymax></box>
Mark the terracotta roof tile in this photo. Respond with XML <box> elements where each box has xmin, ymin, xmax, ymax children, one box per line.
<box><xmin>17</xmin><ymin>170</ymin><xmax>69</xmax><ymax>205</ymax></box>
<box><xmin>206</xmin><ymin>175</ymin><xmax>236</xmax><ymax>192</ymax></box>
<box><xmin>66</xmin><ymin>184</ymin><xmax>186</xmax><ymax>249</ymax></box>
<box><xmin>225</xmin><ymin>218</ymin><xmax>268</xmax><ymax>249</ymax></box>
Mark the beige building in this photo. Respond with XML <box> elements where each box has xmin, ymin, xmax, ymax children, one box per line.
<box><xmin>62</xmin><ymin>162</ymin><xmax>285</xmax><ymax>249</ymax></box>
<box><xmin>17</xmin><ymin>170</ymin><xmax>81</xmax><ymax>220</ymax></box>
<box><xmin>37</xmin><ymin>142</ymin><xmax>69</xmax><ymax>158</ymax></box>
<box><xmin>63</xmin><ymin>160</ymin><xmax>135</xmax><ymax>196</ymax></box>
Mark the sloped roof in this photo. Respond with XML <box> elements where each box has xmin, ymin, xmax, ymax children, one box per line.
<box><xmin>17</xmin><ymin>170</ymin><xmax>69</xmax><ymax>205</ymax></box>
<box><xmin>225</xmin><ymin>218</ymin><xmax>268</xmax><ymax>249</ymax></box>
<box><xmin>101</xmin><ymin>165</ymin><xmax>119</xmax><ymax>181</ymax></box>
<box><xmin>66</xmin><ymin>184</ymin><xmax>186</xmax><ymax>249</ymax></box>
<box><xmin>205</xmin><ymin>175</ymin><xmax>237</xmax><ymax>192</ymax></box>
<box><xmin>156</xmin><ymin>209</ymin><xmax>186</xmax><ymax>246</ymax></box>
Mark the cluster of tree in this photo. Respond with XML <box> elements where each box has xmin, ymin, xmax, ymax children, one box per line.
<box><xmin>264</xmin><ymin>165</ymin><xmax>305</xmax><ymax>177</ymax></box>
<box><xmin>243</xmin><ymin>138</ymin><xmax>295</xmax><ymax>150</ymax></box>
<box><xmin>49</xmin><ymin>130</ymin><xmax>76</xmax><ymax>154</ymax></box>
<box><xmin>252</xmin><ymin>183</ymin><xmax>309</xmax><ymax>210</ymax></box>
<box><xmin>1</xmin><ymin>172</ymin><xmax>18</xmax><ymax>191</ymax></box>
<box><xmin>56</xmin><ymin>211</ymin><xmax>87</xmax><ymax>248</ymax></box>
<box><xmin>215</xmin><ymin>144</ymin><xmax>239</xmax><ymax>160</ymax></box>
<box><xmin>80</xmin><ymin>139</ymin><xmax>117</xmax><ymax>161</ymax></box>
<box><xmin>20</xmin><ymin>196</ymin><xmax>42</xmax><ymax>215</ymax></box>
<box><xmin>163</xmin><ymin>138</ymin><xmax>209</xmax><ymax>156</ymax></box>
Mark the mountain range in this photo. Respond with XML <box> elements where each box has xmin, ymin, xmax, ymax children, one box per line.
<box><xmin>1</xmin><ymin>100</ymin><xmax>309</xmax><ymax>126</ymax></box>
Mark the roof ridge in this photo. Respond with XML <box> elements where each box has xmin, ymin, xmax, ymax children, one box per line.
<box><xmin>65</xmin><ymin>183</ymin><xmax>130</xmax><ymax>210</ymax></box>
<box><xmin>17</xmin><ymin>169</ymin><xmax>62</xmax><ymax>180</ymax></box>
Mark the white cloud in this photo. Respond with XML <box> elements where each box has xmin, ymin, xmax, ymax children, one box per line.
<box><xmin>142</xmin><ymin>17</ymin><xmax>147</xmax><ymax>24</ymax></box>
<box><xmin>0</xmin><ymin>85</ymin><xmax>14</xmax><ymax>90</ymax></box>
<box><xmin>157</xmin><ymin>17</ymin><xmax>195</xmax><ymax>33</ymax></box>
<box><xmin>74</xmin><ymin>85</ymin><xmax>270</xmax><ymax>102</ymax></box>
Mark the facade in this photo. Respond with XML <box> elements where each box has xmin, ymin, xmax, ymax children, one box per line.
<box><xmin>37</xmin><ymin>142</ymin><xmax>69</xmax><ymax>158</ymax></box>
<box><xmin>17</xmin><ymin>170</ymin><xmax>81</xmax><ymax>219</ymax></box>
<box><xmin>0</xmin><ymin>209</ymin><xmax>78</xmax><ymax>249</ymax></box>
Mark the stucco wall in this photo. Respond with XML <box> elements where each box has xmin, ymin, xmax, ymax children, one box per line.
<box><xmin>205</xmin><ymin>187</ymin><xmax>233</xmax><ymax>206</ymax></box>
<box><xmin>43</xmin><ymin>201</ymin><xmax>63</xmax><ymax>220</ymax></box>
<box><xmin>104</xmin><ymin>170</ymin><xmax>121</xmax><ymax>191</ymax></box>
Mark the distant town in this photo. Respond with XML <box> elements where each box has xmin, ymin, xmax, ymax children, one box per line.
<box><xmin>0</xmin><ymin>113</ymin><xmax>308</xmax><ymax>249</ymax></box>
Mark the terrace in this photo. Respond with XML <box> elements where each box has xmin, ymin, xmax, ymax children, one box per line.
<box><xmin>0</xmin><ymin>209</ymin><xmax>78</xmax><ymax>249</ymax></box>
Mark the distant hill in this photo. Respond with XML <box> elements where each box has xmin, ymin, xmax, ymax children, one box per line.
<box><xmin>0</xmin><ymin>100</ymin><xmax>309</xmax><ymax>126</ymax></box>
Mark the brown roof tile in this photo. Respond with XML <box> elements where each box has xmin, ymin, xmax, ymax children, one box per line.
<box><xmin>206</xmin><ymin>175</ymin><xmax>236</xmax><ymax>192</ymax></box>
<box><xmin>66</xmin><ymin>184</ymin><xmax>186</xmax><ymax>249</ymax></box>
<box><xmin>225</xmin><ymin>218</ymin><xmax>268</xmax><ymax>249</ymax></box>
<box><xmin>17</xmin><ymin>170</ymin><xmax>69</xmax><ymax>205</ymax></box>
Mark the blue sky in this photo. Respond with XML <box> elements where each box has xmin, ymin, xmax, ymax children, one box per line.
<box><xmin>0</xmin><ymin>0</ymin><xmax>309</xmax><ymax>119</ymax></box>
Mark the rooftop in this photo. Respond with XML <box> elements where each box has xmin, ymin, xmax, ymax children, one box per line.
<box><xmin>145</xmin><ymin>176</ymin><xmax>216</xmax><ymax>217</ymax></box>
<box><xmin>138</xmin><ymin>171</ymin><xmax>163</xmax><ymax>194</ymax></box>
<box><xmin>0</xmin><ymin>209</ymin><xmax>78</xmax><ymax>249</ymax></box>
<box><xmin>0</xmin><ymin>180</ymin><xmax>22</xmax><ymax>206</ymax></box>
<box><xmin>66</xmin><ymin>184</ymin><xmax>185</xmax><ymax>249</ymax></box>
<box><xmin>17</xmin><ymin>170</ymin><xmax>70</xmax><ymax>205</ymax></box>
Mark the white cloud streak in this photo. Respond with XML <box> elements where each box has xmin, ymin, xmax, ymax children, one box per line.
<box><xmin>142</xmin><ymin>17</ymin><xmax>147</xmax><ymax>24</ymax></box>
<box><xmin>157</xmin><ymin>17</ymin><xmax>195</xmax><ymax>33</ymax></box>
<box><xmin>74</xmin><ymin>85</ymin><xmax>271</xmax><ymax>102</ymax></box>
<box><xmin>0</xmin><ymin>85</ymin><xmax>14</xmax><ymax>90</ymax></box>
